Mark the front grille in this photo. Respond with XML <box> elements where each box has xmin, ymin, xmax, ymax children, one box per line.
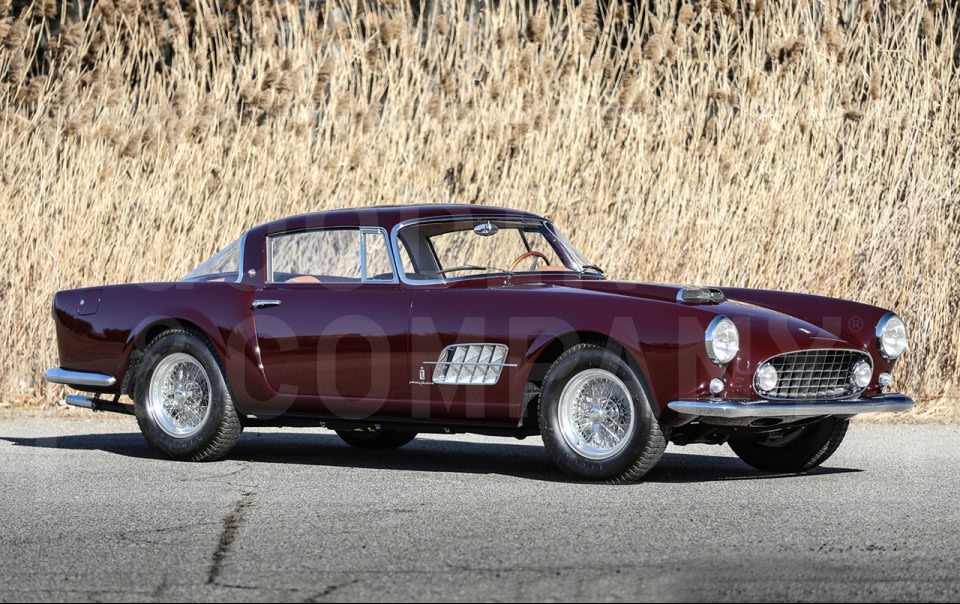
<box><xmin>756</xmin><ymin>349</ymin><xmax>871</xmax><ymax>401</ymax></box>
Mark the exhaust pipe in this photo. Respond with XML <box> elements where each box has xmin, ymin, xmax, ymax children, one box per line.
<box><xmin>63</xmin><ymin>394</ymin><xmax>136</xmax><ymax>415</ymax></box>
<box><xmin>750</xmin><ymin>417</ymin><xmax>784</xmax><ymax>427</ymax></box>
<box><xmin>65</xmin><ymin>394</ymin><xmax>96</xmax><ymax>409</ymax></box>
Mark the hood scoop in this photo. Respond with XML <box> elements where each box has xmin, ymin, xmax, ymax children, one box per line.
<box><xmin>677</xmin><ymin>286</ymin><xmax>726</xmax><ymax>304</ymax></box>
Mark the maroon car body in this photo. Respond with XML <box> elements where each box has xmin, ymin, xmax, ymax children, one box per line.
<box><xmin>45</xmin><ymin>204</ymin><xmax>913</xmax><ymax>479</ymax></box>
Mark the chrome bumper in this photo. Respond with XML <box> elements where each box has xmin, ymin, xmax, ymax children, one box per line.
<box><xmin>667</xmin><ymin>393</ymin><xmax>914</xmax><ymax>420</ymax></box>
<box><xmin>44</xmin><ymin>367</ymin><xmax>117</xmax><ymax>388</ymax></box>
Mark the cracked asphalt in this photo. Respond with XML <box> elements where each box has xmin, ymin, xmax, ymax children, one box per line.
<box><xmin>1</xmin><ymin>417</ymin><xmax>958</xmax><ymax>602</ymax></box>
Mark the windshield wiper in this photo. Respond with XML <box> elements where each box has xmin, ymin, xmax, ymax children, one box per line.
<box><xmin>436</xmin><ymin>265</ymin><xmax>510</xmax><ymax>276</ymax></box>
<box><xmin>579</xmin><ymin>264</ymin><xmax>605</xmax><ymax>275</ymax></box>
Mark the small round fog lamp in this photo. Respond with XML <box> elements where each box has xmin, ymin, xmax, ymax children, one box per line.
<box><xmin>755</xmin><ymin>363</ymin><xmax>779</xmax><ymax>393</ymax></box>
<box><xmin>852</xmin><ymin>360</ymin><xmax>873</xmax><ymax>389</ymax></box>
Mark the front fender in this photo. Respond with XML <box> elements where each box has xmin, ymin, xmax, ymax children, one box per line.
<box><xmin>517</xmin><ymin>294</ymin><xmax>724</xmax><ymax>416</ymax></box>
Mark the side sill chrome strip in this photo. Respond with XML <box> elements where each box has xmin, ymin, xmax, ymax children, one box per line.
<box><xmin>44</xmin><ymin>368</ymin><xmax>117</xmax><ymax>388</ymax></box>
<box><xmin>666</xmin><ymin>394</ymin><xmax>914</xmax><ymax>419</ymax></box>
<box><xmin>423</xmin><ymin>361</ymin><xmax>518</xmax><ymax>368</ymax></box>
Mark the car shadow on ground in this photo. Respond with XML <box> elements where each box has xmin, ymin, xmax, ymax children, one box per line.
<box><xmin>1</xmin><ymin>430</ymin><xmax>861</xmax><ymax>484</ymax></box>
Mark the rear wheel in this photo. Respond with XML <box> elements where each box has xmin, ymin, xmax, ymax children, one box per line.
<box><xmin>539</xmin><ymin>344</ymin><xmax>667</xmax><ymax>482</ymax></box>
<box><xmin>133</xmin><ymin>330</ymin><xmax>242</xmax><ymax>461</ymax></box>
<box><xmin>336</xmin><ymin>430</ymin><xmax>417</xmax><ymax>449</ymax></box>
<box><xmin>729</xmin><ymin>417</ymin><xmax>849</xmax><ymax>473</ymax></box>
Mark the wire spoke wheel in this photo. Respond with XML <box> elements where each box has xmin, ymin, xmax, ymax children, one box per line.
<box><xmin>147</xmin><ymin>352</ymin><xmax>212</xmax><ymax>438</ymax></box>
<box><xmin>557</xmin><ymin>368</ymin><xmax>636</xmax><ymax>460</ymax></box>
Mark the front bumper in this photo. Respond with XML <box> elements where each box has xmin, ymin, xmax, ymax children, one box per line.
<box><xmin>667</xmin><ymin>393</ymin><xmax>914</xmax><ymax>420</ymax></box>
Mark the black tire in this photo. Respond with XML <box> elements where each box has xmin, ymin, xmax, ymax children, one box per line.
<box><xmin>729</xmin><ymin>417</ymin><xmax>849</xmax><ymax>473</ymax></box>
<box><xmin>539</xmin><ymin>344</ymin><xmax>667</xmax><ymax>482</ymax></box>
<box><xmin>133</xmin><ymin>329</ymin><xmax>243</xmax><ymax>462</ymax></box>
<box><xmin>336</xmin><ymin>430</ymin><xmax>417</xmax><ymax>449</ymax></box>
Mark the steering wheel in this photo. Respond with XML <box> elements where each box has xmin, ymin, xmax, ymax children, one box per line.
<box><xmin>509</xmin><ymin>251</ymin><xmax>550</xmax><ymax>272</ymax></box>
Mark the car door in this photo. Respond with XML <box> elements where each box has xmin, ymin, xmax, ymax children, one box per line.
<box><xmin>407</xmin><ymin>285</ymin><xmax>532</xmax><ymax>425</ymax></box>
<box><xmin>252</xmin><ymin>227</ymin><xmax>413</xmax><ymax>418</ymax></box>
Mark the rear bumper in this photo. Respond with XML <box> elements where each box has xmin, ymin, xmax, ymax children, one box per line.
<box><xmin>667</xmin><ymin>393</ymin><xmax>914</xmax><ymax>420</ymax></box>
<box><xmin>44</xmin><ymin>367</ymin><xmax>117</xmax><ymax>389</ymax></box>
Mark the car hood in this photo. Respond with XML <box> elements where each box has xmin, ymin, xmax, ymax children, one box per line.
<box><xmin>556</xmin><ymin>279</ymin><xmax>854</xmax><ymax>349</ymax></box>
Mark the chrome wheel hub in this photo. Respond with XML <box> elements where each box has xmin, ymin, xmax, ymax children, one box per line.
<box><xmin>147</xmin><ymin>353</ymin><xmax>211</xmax><ymax>438</ymax></box>
<box><xmin>557</xmin><ymin>369</ymin><xmax>637</xmax><ymax>460</ymax></box>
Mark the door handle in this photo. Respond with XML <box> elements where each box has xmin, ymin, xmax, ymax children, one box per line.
<box><xmin>252</xmin><ymin>299</ymin><xmax>281</xmax><ymax>310</ymax></box>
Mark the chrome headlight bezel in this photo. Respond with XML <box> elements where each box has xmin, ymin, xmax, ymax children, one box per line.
<box><xmin>876</xmin><ymin>312</ymin><xmax>908</xmax><ymax>360</ymax></box>
<box><xmin>705</xmin><ymin>315</ymin><xmax>740</xmax><ymax>365</ymax></box>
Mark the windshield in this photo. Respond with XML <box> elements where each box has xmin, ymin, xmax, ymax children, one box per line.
<box><xmin>182</xmin><ymin>237</ymin><xmax>242</xmax><ymax>282</ymax></box>
<box><xmin>396</xmin><ymin>218</ymin><xmax>601</xmax><ymax>281</ymax></box>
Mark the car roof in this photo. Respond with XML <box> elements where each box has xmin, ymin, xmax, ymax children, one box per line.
<box><xmin>255</xmin><ymin>204</ymin><xmax>545</xmax><ymax>235</ymax></box>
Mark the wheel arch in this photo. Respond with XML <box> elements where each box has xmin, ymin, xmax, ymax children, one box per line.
<box><xmin>121</xmin><ymin>316</ymin><xmax>226</xmax><ymax>395</ymax></box>
<box><xmin>520</xmin><ymin>330</ymin><xmax>658</xmax><ymax>428</ymax></box>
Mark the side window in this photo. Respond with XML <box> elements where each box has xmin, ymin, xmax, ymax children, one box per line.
<box><xmin>363</xmin><ymin>231</ymin><xmax>396</xmax><ymax>281</ymax></box>
<box><xmin>519</xmin><ymin>229</ymin><xmax>564</xmax><ymax>267</ymax></box>
<box><xmin>183</xmin><ymin>237</ymin><xmax>241</xmax><ymax>282</ymax></box>
<box><xmin>269</xmin><ymin>229</ymin><xmax>361</xmax><ymax>283</ymax></box>
<box><xmin>398</xmin><ymin>243</ymin><xmax>416</xmax><ymax>276</ymax></box>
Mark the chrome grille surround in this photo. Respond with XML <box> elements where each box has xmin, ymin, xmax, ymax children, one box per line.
<box><xmin>754</xmin><ymin>348</ymin><xmax>872</xmax><ymax>401</ymax></box>
<box><xmin>427</xmin><ymin>344</ymin><xmax>516</xmax><ymax>385</ymax></box>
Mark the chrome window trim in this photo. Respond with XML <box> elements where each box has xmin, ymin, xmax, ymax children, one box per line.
<box><xmin>389</xmin><ymin>215</ymin><xmax>601</xmax><ymax>286</ymax></box>
<box><xmin>358</xmin><ymin>228</ymin><xmax>367</xmax><ymax>281</ymax></box>
<box><xmin>542</xmin><ymin>220</ymin><xmax>588</xmax><ymax>273</ymax></box>
<box><xmin>751</xmin><ymin>348</ymin><xmax>873</xmax><ymax>401</ymax></box>
<box><xmin>360</xmin><ymin>227</ymin><xmax>399</xmax><ymax>283</ymax></box>
<box><xmin>876</xmin><ymin>311</ymin><xmax>907</xmax><ymax>360</ymax></box>
<box><xmin>264</xmin><ymin>226</ymin><xmax>399</xmax><ymax>285</ymax></box>
<box><xmin>235</xmin><ymin>230</ymin><xmax>248</xmax><ymax>283</ymax></box>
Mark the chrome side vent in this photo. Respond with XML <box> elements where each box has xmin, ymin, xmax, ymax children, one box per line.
<box><xmin>428</xmin><ymin>344</ymin><xmax>515</xmax><ymax>385</ymax></box>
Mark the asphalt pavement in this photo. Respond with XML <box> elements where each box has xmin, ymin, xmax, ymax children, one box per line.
<box><xmin>0</xmin><ymin>416</ymin><xmax>958</xmax><ymax>602</ymax></box>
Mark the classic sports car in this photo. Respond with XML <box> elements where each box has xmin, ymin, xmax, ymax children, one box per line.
<box><xmin>45</xmin><ymin>205</ymin><xmax>913</xmax><ymax>481</ymax></box>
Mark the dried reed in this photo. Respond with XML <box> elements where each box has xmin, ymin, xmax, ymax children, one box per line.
<box><xmin>1</xmin><ymin>0</ymin><xmax>956</xmax><ymax>414</ymax></box>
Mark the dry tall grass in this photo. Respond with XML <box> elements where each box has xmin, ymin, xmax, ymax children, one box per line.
<box><xmin>2</xmin><ymin>0</ymin><xmax>958</xmax><ymax>413</ymax></box>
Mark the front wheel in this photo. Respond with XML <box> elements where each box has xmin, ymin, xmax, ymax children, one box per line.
<box><xmin>729</xmin><ymin>417</ymin><xmax>849</xmax><ymax>473</ymax></box>
<box><xmin>133</xmin><ymin>329</ymin><xmax>243</xmax><ymax>461</ymax></box>
<box><xmin>539</xmin><ymin>344</ymin><xmax>667</xmax><ymax>482</ymax></box>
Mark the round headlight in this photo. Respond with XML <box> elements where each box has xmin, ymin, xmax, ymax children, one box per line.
<box><xmin>852</xmin><ymin>359</ymin><xmax>872</xmax><ymax>389</ymax></box>
<box><xmin>705</xmin><ymin>316</ymin><xmax>739</xmax><ymax>365</ymax></box>
<box><xmin>755</xmin><ymin>363</ymin><xmax>779</xmax><ymax>393</ymax></box>
<box><xmin>877</xmin><ymin>312</ymin><xmax>908</xmax><ymax>360</ymax></box>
